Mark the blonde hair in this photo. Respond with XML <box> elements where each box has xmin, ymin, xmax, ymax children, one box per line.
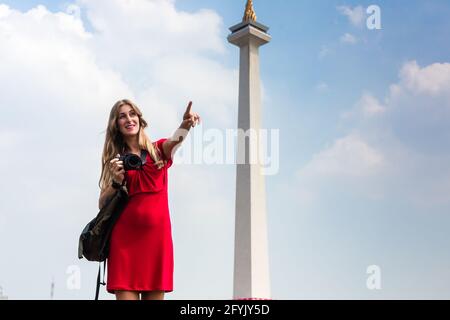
<box><xmin>98</xmin><ymin>99</ymin><xmax>165</xmax><ymax>190</ymax></box>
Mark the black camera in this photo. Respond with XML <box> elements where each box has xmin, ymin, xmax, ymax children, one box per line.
<box><xmin>119</xmin><ymin>153</ymin><xmax>143</xmax><ymax>171</ymax></box>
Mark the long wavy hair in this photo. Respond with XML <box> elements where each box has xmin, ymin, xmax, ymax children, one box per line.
<box><xmin>98</xmin><ymin>99</ymin><xmax>166</xmax><ymax>190</ymax></box>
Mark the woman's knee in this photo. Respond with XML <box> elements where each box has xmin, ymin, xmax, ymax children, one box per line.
<box><xmin>141</xmin><ymin>290</ymin><xmax>165</xmax><ymax>300</ymax></box>
<box><xmin>115</xmin><ymin>290</ymin><xmax>140</xmax><ymax>300</ymax></box>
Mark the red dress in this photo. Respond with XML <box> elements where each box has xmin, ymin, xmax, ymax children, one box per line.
<box><xmin>107</xmin><ymin>138</ymin><xmax>173</xmax><ymax>294</ymax></box>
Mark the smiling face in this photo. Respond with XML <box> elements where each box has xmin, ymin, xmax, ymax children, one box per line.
<box><xmin>117</xmin><ymin>104</ymin><xmax>140</xmax><ymax>138</ymax></box>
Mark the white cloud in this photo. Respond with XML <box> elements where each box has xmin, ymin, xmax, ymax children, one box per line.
<box><xmin>0</xmin><ymin>130</ymin><xmax>23</xmax><ymax>149</ymax></box>
<box><xmin>0</xmin><ymin>4</ymin><xmax>133</xmax><ymax>123</ymax></box>
<box><xmin>358</xmin><ymin>93</ymin><xmax>386</xmax><ymax>116</ymax></box>
<box><xmin>74</xmin><ymin>0</ymin><xmax>236</xmax><ymax>132</ymax></box>
<box><xmin>391</xmin><ymin>60</ymin><xmax>450</xmax><ymax>98</ymax></box>
<box><xmin>298</xmin><ymin>134</ymin><xmax>384</xmax><ymax>178</ymax></box>
<box><xmin>342</xmin><ymin>93</ymin><xmax>386</xmax><ymax>120</ymax></box>
<box><xmin>385</xmin><ymin>61</ymin><xmax>450</xmax><ymax>155</ymax></box>
<box><xmin>0</xmin><ymin>3</ymin><xmax>11</xmax><ymax>18</ymax></box>
<box><xmin>315</xmin><ymin>82</ymin><xmax>329</xmax><ymax>92</ymax></box>
<box><xmin>340</xmin><ymin>33</ymin><xmax>357</xmax><ymax>44</ymax></box>
<box><xmin>337</xmin><ymin>5</ymin><xmax>365</xmax><ymax>27</ymax></box>
<box><xmin>78</xmin><ymin>0</ymin><xmax>224</xmax><ymax>63</ymax></box>
<box><xmin>318</xmin><ymin>45</ymin><xmax>330</xmax><ymax>59</ymax></box>
<box><xmin>304</xmin><ymin>60</ymin><xmax>450</xmax><ymax>207</ymax></box>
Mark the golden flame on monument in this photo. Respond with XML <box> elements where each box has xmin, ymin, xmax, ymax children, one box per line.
<box><xmin>243</xmin><ymin>0</ymin><xmax>257</xmax><ymax>22</ymax></box>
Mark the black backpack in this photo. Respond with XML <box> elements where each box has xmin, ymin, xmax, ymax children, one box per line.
<box><xmin>78</xmin><ymin>185</ymin><xmax>128</xmax><ymax>299</ymax></box>
<box><xmin>78</xmin><ymin>150</ymin><xmax>147</xmax><ymax>299</ymax></box>
<box><xmin>78</xmin><ymin>185</ymin><xmax>129</xmax><ymax>262</ymax></box>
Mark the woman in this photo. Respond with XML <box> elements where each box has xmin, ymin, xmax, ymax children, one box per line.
<box><xmin>98</xmin><ymin>99</ymin><xmax>201</xmax><ymax>300</ymax></box>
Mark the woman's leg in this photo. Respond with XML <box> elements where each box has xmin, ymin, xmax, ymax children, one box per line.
<box><xmin>115</xmin><ymin>290</ymin><xmax>140</xmax><ymax>300</ymax></box>
<box><xmin>141</xmin><ymin>290</ymin><xmax>165</xmax><ymax>300</ymax></box>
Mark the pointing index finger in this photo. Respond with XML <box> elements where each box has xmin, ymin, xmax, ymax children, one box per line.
<box><xmin>185</xmin><ymin>101</ymin><xmax>192</xmax><ymax>113</ymax></box>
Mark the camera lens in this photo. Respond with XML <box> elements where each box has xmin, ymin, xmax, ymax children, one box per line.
<box><xmin>128</xmin><ymin>155</ymin><xmax>141</xmax><ymax>168</ymax></box>
<box><xmin>122</xmin><ymin>154</ymin><xmax>142</xmax><ymax>171</ymax></box>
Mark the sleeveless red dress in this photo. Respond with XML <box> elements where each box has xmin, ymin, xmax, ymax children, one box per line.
<box><xmin>107</xmin><ymin>138</ymin><xmax>173</xmax><ymax>294</ymax></box>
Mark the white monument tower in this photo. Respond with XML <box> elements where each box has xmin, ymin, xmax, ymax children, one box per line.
<box><xmin>228</xmin><ymin>0</ymin><xmax>271</xmax><ymax>300</ymax></box>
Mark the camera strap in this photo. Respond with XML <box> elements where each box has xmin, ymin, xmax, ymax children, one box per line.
<box><xmin>140</xmin><ymin>149</ymin><xmax>148</xmax><ymax>165</ymax></box>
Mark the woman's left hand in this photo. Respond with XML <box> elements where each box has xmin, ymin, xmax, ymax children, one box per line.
<box><xmin>182</xmin><ymin>101</ymin><xmax>201</xmax><ymax>128</ymax></box>
<box><xmin>166</xmin><ymin>101</ymin><xmax>201</xmax><ymax>155</ymax></box>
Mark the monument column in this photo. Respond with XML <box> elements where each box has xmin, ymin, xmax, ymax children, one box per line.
<box><xmin>228</xmin><ymin>0</ymin><xmax>271</xmax><ymax>300</ymax></box>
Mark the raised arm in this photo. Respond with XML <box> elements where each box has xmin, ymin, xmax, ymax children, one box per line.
<box><xmin>162</xmin><ymin>101</ymin><xmax>201</xmax><ymax>159</ymax></box>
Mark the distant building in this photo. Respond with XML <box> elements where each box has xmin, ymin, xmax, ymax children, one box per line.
<box><xmin>0</xmin><ymin>286</ymin><xmax>8</xmax><ymax>300</ymax></box>
<box><xmin>50</xmin><ymin>278</ymin><xmax>55</xmax><ymax>300</ymax></box>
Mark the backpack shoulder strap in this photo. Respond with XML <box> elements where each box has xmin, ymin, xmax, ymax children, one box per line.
<box><xmin>94</xmin><ymin>261</ymin><xmax>107</xmax><ymax>300</ymax></box>
<box><xmin>95</xmin><ymin>263</ymin><xmax>101</xmax><ymax>300</ymax></box>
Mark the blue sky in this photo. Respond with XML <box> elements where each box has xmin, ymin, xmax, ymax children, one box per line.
<box><xmin>0</xmin><ymin>0</ymin><xmax>449</xmax><ymax>300</ymax></box>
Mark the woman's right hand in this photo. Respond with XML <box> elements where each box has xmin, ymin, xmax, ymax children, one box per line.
<box><xmin>109</xmin><ymin>154</ymin><xmax>125</xmax><ymax>184</ymax></box>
